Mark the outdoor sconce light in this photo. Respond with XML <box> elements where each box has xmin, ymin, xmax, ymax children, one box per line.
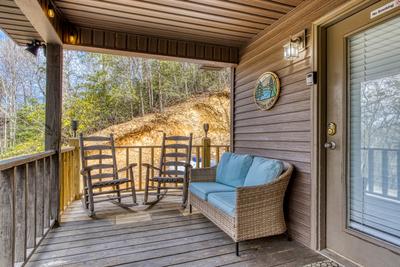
<box><xmin>68</xmin><ymin>33</ymin><xmax>77</xmax><ymax>44</ymax></box>
<box><xmin>283</xmin><ymin>30</ymin><xmax>306</xmax><ymax>60</ymax></box>
<box><xmin>67</xmin><ymin>28</ymin><xmax>78</xmax><ymax>45</ymax></box>
<box><xmin>47</xmin><ymin>8</ymin><xmax>55</xmax><ymax>18</ymax></box>
<box><xmin>26</xmin><ymin>40</ymin><xmax>46</xmax><ymax>57</ymax></box>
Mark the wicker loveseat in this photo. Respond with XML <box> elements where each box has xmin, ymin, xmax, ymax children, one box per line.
<box><xmin>189</xmin><ymin>152</ymin><xmax>293</xmax><ymax>256</ymax></box>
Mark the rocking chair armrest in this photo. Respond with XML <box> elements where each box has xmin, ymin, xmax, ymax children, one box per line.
<box><xmin>118</xmin><ymin>163</ymin><xmax>137</xmax><ymax>173</ymax></box>
<box><xmin>142</xmin><ymin>163</ymin><xmax>162</xmax><ymax>172</ymax></box>
<box><xmin>80</xmin><ymin>166</ymin><xmax>91</xmax><ymax>176</ymax></box>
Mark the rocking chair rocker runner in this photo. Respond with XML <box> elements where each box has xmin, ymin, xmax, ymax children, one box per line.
<box><xmin>79</xmin><ymin>134</ymin><xmax>137</xmax><ymax>216</ymax></box>
<box><xmin>143</xmin><ymin>133</ymin><xmax>193</xmax><ymax>207</ymax></box>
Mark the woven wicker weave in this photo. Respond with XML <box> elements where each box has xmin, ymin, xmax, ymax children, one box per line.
<box><xmin>189</xmin><ymin>161</ymin><xmax>293</xmax><ymax>242</ymax></box>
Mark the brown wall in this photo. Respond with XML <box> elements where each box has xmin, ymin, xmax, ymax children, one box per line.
<box><xmin>233</xmin><ymin>0</ymin><xmax>347</xmax><ymax>247</ymax></box>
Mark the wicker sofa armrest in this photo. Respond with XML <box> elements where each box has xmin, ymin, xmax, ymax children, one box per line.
<box><xmin>190</xmin><ymin>166</ymin><xmax>217</xmax><ymax>182</ymax></box>
<box><xmin>234</xmin><ymin>163</ymin><xmax>293</xmax><ymax>240</ymax></box>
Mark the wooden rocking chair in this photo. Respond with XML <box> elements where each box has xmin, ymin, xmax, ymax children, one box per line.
<box><xmin>143</xmin><ymin>133</ymin><xmax>193</xmax><ymax>207</ymax></box>
<box><xmin>79</xmin><ymin>134</ymin><xmax>137</xmax><ymax>216</ymax></box>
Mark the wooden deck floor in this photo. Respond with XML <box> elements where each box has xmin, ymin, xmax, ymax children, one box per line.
<box><xmin>26</xmin><ymin>194</ymin><xmax>334</xmax><ymax>267</ymax></box>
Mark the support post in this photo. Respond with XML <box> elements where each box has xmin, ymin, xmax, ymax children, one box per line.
<box><xmin>201</xmin><ymin>123</ymin><xmax>211</xmax><ymax>168</ymax></box>
<box><xmin>45</xmin><ymin>44</ymin><xmax>63</xmax><ymax>226</ymax></box>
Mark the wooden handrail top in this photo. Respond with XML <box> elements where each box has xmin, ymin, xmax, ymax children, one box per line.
<box><xmin>61</xmin><ymin>147</ymin><xmax>75</xmax><ymax>153</ymax></box>
<box><xmin>0</xmin><ymin>150</ymin><xmax>56</xmax><ymax>171</ymax></box>
<box><xmin>114</xmin><ymin>144</ymin><xmax>229</xmax><ymax>149</ymax></box>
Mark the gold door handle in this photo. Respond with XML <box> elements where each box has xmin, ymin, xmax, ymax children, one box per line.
<box><xmin>324</xmin><ymin>141</ymin><xmax>336</xmax><ymax>150</ymax></box>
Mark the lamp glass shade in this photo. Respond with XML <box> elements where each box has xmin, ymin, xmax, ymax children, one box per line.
<box><xmin>47</xmin><ymin>9</ymin><xmax>55</xmax><ymax>18</ymax></box>
<box><xmin>283</xmin><ymin>40</ymin><xmax>299</xmax><ymax>60</ymax></box>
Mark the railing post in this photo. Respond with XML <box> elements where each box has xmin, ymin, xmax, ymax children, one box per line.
<box><xmin>67</xmin><ymin>138</ymin><xmax>81</xmax><ymax>200</ymax></box>
<box><xmin>201</xmin><ymin>123</ymin><xmax>211</xmax><ymax>168</ymax></box>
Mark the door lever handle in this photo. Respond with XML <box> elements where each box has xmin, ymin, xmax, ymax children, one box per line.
<box><xmin>324</xmin><ymin>141</ymin><xmax>336</xmax><ymax>150</ymax></box>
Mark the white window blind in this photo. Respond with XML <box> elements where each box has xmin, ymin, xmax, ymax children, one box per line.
<box><xmin>348</xmin><ymin>15</ymin><xmax>400</xmax><ymax>246</ymax></box>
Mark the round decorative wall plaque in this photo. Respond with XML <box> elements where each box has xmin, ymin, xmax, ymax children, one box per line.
<box><xmin>254</xmin><ymin>72</ymin><xmax>280</xmax><ymax>110</ymax></box>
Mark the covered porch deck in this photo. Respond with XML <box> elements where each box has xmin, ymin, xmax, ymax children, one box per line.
<box><xmin>27</xmin><ymin>193</ymin><xmax>332</xmax><ymax>267</ymax></box>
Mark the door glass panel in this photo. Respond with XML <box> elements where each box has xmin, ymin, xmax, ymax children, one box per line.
<box><xmin>348</xmin><ymin>16</ymin><xmax>400</xmax><ymax>246</ymax></box>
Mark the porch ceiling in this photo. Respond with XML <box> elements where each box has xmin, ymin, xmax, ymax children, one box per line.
<box><xmin>0</xmin><ymin>0</ymin><xmax>43</xmax><ymax>45</ymax></box>
<box><xmin>0</xmin><ymin>0</ymin><xmax>304</xmax><ymax>64</ymax></box>
<box><xmin>53</xmin><ymin>0</ymin><xmax>303</xmax><ymax>47</ymax></box>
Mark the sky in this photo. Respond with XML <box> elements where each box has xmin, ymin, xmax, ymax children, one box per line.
<box><xmin>0</xmin><ymin>30</ymin><xmax>6</xmax><ymax>40</ymax></box>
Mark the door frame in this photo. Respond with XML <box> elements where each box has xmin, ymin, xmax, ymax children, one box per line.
<box><xmin>310</xmin><ymin>0</ymin><xmax>390</xmax><ymax>252</ymax></box>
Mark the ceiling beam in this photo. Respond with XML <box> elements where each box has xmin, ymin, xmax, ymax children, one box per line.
<box><xmin>66</xmin><ymin>26</ymin><xmax>239</xmax><ymax>64</ymax></box>
<box><xmin>14</xmin><ymin>0</ymin><xmax>66</xmax><ymax>44</ymax></box>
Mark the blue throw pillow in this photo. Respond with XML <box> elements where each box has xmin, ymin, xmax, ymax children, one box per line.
<box><xmin>216</xmin><ymin>152</ymin><xmax>253</xmax><ymax>187</ymax></box>
<box><xmin>244</xmin><ymin>157</ymin><xmax>283</xmax><ymax>187</ymax></box>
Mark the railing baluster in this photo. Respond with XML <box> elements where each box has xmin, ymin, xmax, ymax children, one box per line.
<box><xmin>381</xmin><ymin>150</ymin><xmax>388</xmax><ymax>197</ymax></box>
<box><xmin>14</xmin><ymin>165</ymin><xmax>27</xmax><ymax>263</ymax></box>
<box><xmin>368</xmin><ymin>149</ymin><xmax>374</xmax><ymax>193</ymax></box>
<box><xmin>138</xmin><ymin>147</ymin><xmax>142</xmax><ymax>191</ymax></box>
<box><xmin>43</xmin><ymin>157</ymin><xmax>50</xmax><ymax>230</ymax></box>
<box><xmin>68</xmin><ymin>152</ymin><xmax>72</xmax><ymax>204</ymax></box>
<box><xmin>216</xmin><ymin>146</ymin><xmax>220</xmax><ymax>164</ymax></box>
<box><xmin>99</xmin><ymin>149</ymin><xmax>103</xmax><ymax>192</ymax></box>
<box><xmin>196</xmin><ymin>146</ymin><xmax>200</xmax><ymax>168</ymax></box>
<box><xmin>26</xmin><ymin>161</ymin><xmax>36</xmax><ymax>250</ymax></box>
<box><xmin>151</xmin><ymin>147</ymin><xmax>155</xmax><ymax>187</ymax></box>
<box><xmin>36</xmin><ymin>159</ymin><xmax>45</xmax><ymax>239</ymax></box>
<box><xmin>0</xmin><ymin>168</ymin><xmax>14</xmax><ymax>266</ymax></box>
<box><xmin>126</xmin><ymin>147</ymin><xmax>129</xmax><ymax>189</ymax></box>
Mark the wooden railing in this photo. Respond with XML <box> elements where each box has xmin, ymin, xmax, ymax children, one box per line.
<box><xmin>110</xmin><ymin>144</ymin><xmax>230</xmax><ymax>191</ymax></box>
<box><xmin>0</xmin><ymin>141</ymin><xmax>228</xmax><ymax>266</ymax></box>
<box><xmin>363</xmin><ymin>148</ymin><xmax>400</xmax><ymax>200</ymax></box>
<box><xmin>0</xmin><ymin>146</ymin><xmax>81</xmax><ymax>266</ymax></box>
<box><xmin>0</xmin><ymin>150</ymin><xmax>57</xmax><ymax>266</ymax></box>
<box><xmin>60</xmin><ymin>146</ymin><xmax>81</xmax><ymax>214</ymax></box>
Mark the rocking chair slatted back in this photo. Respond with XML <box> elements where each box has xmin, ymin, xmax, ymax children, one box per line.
<box><xmin>79</xmin><ymin>133</ymin><xmax>137</xmax><ymax>216</ymax></box>
<box><xmin>144</xmin><ymin>133</ymin><xmax>193</xmax><ymax>206</ymax></box>
<box><xmin>158</xmin><ymin>133</ymin><xmax>193</xmax><ymax>178</ymax></box>
<box><xmin>79</xmin><ymin>134</ymin><xmax>118</xmax><ymax>180</ymax></box>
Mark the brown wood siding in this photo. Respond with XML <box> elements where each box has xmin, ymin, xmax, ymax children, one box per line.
<box><xmin>234</xmin><ymin>0</ymin><xmax>347</xmax><ymax>247</ymax></box>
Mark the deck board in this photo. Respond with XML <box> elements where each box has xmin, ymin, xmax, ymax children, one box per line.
<box><xmin>27</xmin><ymin>193</ymin><xmax>332</xmax><ymax>267</ymax></box>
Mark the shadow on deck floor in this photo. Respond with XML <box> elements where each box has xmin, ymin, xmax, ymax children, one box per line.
<box><xmin>26</xmin><ymin>194</ymin><xmax>336</xmax><ymax>267</ymax></box>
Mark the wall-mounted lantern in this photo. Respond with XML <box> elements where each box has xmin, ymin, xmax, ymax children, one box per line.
<box><xmin>283</xmin><ymin>30</ymin><xmax>306</xmax><ymax>60</ymax></box>
<box><xmin>47</xmin><ymin>8</ymin><xmax>55</xmax><ymax>18</ymax></box>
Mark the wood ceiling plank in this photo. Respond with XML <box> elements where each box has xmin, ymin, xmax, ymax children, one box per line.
<box><xmin>227</xmin><ymin>0</ymin><xmax>296</xmax><ymax>12</ymax></box>
<box><xmin>61</xmin><ymin>9</ymin><xmax>250</xmax><ymax>43</ymax></box>
<box><xmin>55</xmin><ymin>0</ymin><xmax>268</xmax><ymax>30</ymax></box>
<box><xmin>4</xmin><ymin>28</ymin><xmax>41</xmax><ymax>37</ymax></box>
<box><xmin>0</xmin><ymin>5</ymin><xmax>24</xmax><ymax>15</ymax></box>
<box><xmin>130</xmin><ymin>0</ymin><xmax>276</xmax><ymax>24</ymax></box>
<box><xmin>55</xmin><ymin>0</ymin><xmax>259</xmax><ymax>35</ymax></box>
<box><xmin>0</xmin><ymin>18</ymin><xmax>32</xmax><ymax>27</ymax></box>
<box><xmin>272</xmin><ymin>0</ymin><xmax>304</xmax><ymax>5</ymax></box>
<box><xmin>0</xmin><ymin>24</ymin><xmax>38</xmax><ymax>33</ymax></box>
<box><xmin>66</xmin><ymin>15</ymin><xmax>245</xmax><ymax>47</ymax></box>
<box><xmin>185</xmin><ymin>0</ymin><xmax>287</xmax><ymax>18</ymax></box>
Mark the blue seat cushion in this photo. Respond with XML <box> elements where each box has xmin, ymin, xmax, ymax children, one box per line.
<box><xmin>208</xmin><ymin>191</ymin><xmax>236</xmax><ymax>217</ymax></box>
<box><xmin>244</xmin><ymin>157</ymin><xmax>284</xmax><ymax>187</ymax></box>
<box><xmin>189</xmin><ymin>182</ymin><xmax>235</xmax><ymax>201</ymax></box>
<box><xmin>216</xmin><ymin>152</ymin><xmax>253</xmax><ymax>188</ymax></box>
